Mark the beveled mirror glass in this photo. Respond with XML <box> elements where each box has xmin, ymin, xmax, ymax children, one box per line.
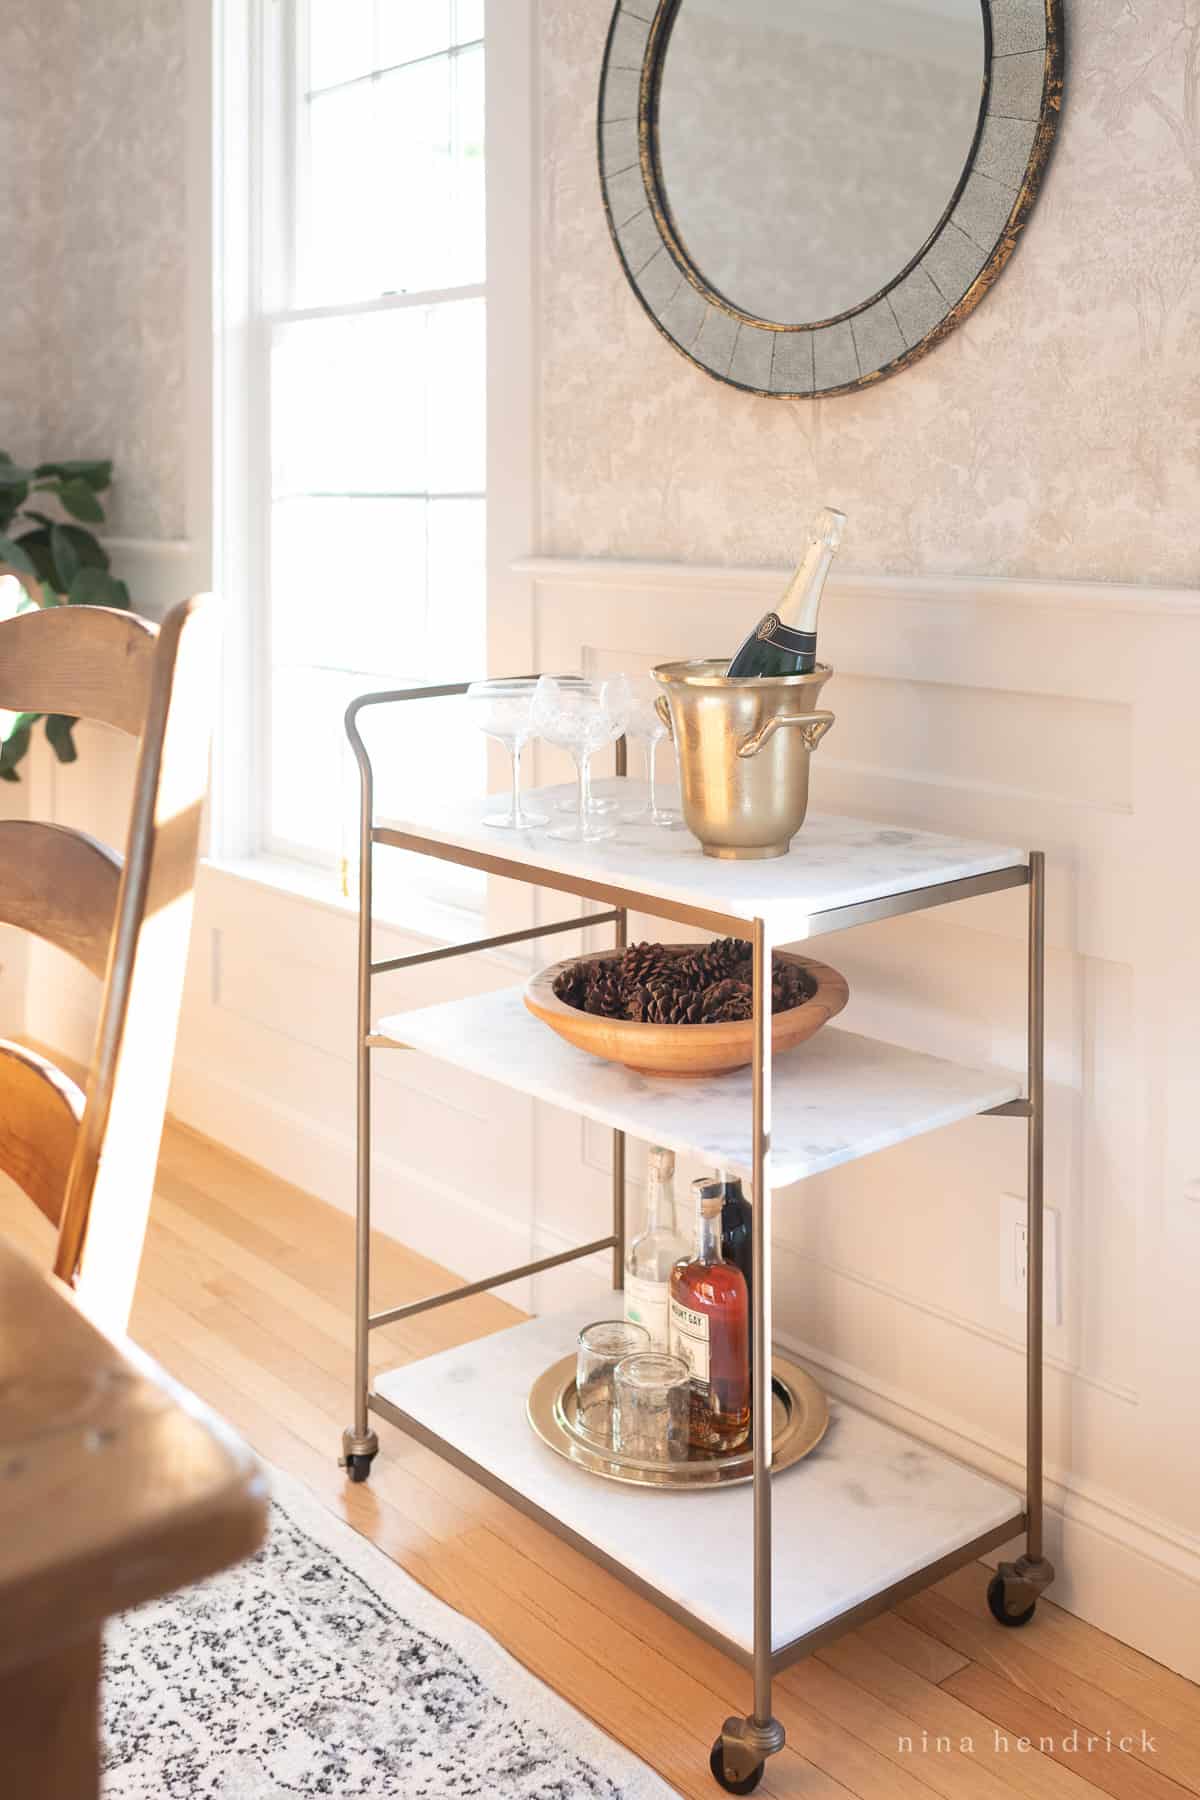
<box><xmin>599</xmin><ymin>0</ymin><xmax>1063</xmax><ymax>397</ymax></box>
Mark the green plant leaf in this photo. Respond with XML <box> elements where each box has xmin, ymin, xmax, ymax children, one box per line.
<box><xmin>68</xmin><ymin>566</ymin><xmax>125</xmax><ymax>608</ymax></box>
<box><xmin>0</xmin><ymin>534</ymin><xmax>36</xmax><ymax>576</ymax></box>
<box><xmin>44</xmin><ymin>714</ymin><xmax>78</xmax><ymax>764</ymax></box>
<box><xmin>11</xmin><ymin>530</ymin><xmax>56</xmax><ymax>585</ymax></box>
<box><xmin>50</xmin><ymin>524</ymin><xmax>80</xmax><ymax>590</ymax></box>
<box><xmin>0</xmin><ymin>464</ymin><xmax>35</xmax><ymax>488</ymax></box>
<box><xmin>57</xmin><ymin>478</ymin><xmax>105</xmax><ymax>523</ymax></box>
<box><xmin>34</xmin><ymin>458</ymin><xmax>112</xmax><ymax>491</ymax></box>
<box><xmin>46</xmin><ymin>521</ymin><xmax>108</xmax><ymax>570</ymax></box>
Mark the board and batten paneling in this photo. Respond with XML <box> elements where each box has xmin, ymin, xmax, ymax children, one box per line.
<box><xmin>8</xmin><ymin>556</ymin><xmax>1199</xmax><ymax>1681</ymax></box>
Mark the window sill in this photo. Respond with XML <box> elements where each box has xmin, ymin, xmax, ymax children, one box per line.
<box><xmin>201</xmin><ymin>853</ymin><xmax>487</xmax><ymax>951</ymax></box>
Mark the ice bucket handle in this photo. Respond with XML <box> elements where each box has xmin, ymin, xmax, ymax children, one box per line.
<box><xmin>736</xmin><ymin>710</ymin><xmax>835</xmax><ymax>760</ymax></box>
<box><xmin>654</xmin><ymin>692</ymin><xmax>673</xmax><ymax>737</ymax></box>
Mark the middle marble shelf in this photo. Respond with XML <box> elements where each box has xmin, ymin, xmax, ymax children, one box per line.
<box><xmin>373</xmin><ymin>987</ymin><xmax>1021</xmax><ymax>1183</ymax></box>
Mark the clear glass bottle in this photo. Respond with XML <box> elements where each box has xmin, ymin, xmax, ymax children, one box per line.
<box><xmin>623</xmin><ymin>1146</ymin><xmax>689</xmax><ymax>1351</ymax></box>
<box><xmin>669</xmin><ymin>1177</ymin><xmax>750</xmax><ymax>1452</ymax></box>
<box><xmin>725</xmin><ymin>506</ymin><xmax>846</xmax><ymax>678</ymax></box>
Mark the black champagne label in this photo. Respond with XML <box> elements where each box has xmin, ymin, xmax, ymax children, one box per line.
<box><xmin>756</xmin><ymin>613</ymin><xmax>817</xmax><ymax>656</ymax></box>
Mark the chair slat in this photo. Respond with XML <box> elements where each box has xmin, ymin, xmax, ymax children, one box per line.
<box><xmin>0</xmin><ymin>1043</ymin><xmax>83</xmax><ymax>1227</ymax></box>
<box><xmin>56</xmin><ymin>595</ymin><xmax>220</xmax><ymax>1329</ymax></box>
<box><xmin>0</xmin><ymin>822</ymin><xmax>121</xmax><ymax>978</ymax></box>
<box><xmin>0</xmin><ymin>605</ymin><xmax>157</xmax><ymax>737</ymax></box>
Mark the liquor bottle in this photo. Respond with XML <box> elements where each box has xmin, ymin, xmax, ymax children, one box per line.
<box><xmin>718</xmin><ymin>1171</ymin><xmax>753</xmax><ymax>1298</ymax></box>
<box><xmin>669</xmin><ymin>1177</ymin><xmax>750</xmax><ymax>1452</ymax></box>
<box><xmin>719</xmin><ymin>1171</ymin><xmax>754</xmax><ymax>1389</ymax></box>
<box><xmin>725</xmin><ymin>506</ymin><xmax>846</xmax><ymax>678</ymax></box>
<box><xmin>623</xmin><ymin>1146</ymin><xmax>688</xmax><ymax>1351</ymax></box>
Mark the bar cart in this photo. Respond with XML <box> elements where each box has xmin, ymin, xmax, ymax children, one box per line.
<box><xmin>341</xmin><ymin>682</ymin><xmax>1056</xmax><ymax>1794</ymax></box>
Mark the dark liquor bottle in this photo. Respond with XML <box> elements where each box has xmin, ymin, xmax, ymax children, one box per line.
<box><xmin>669</xmin><ymin>1178</ymin><xmax>750</xmax><ymax>1452</ymax></box>
<box><xmin>718</xmin><ymin>1172</ymin><xmax>754</xmax><ymax>1389</ymax></box>
<box><xmin>725</xmin><ymin>506</ymin><xmax>846</xmax><ymax>678</ymax></box>
<box><xmin>718</xmin><ymin>1171</ymin><xmax>753</xmax><ymax>1299</ymax></box>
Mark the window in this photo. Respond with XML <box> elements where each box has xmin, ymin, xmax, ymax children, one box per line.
<box><xmin>250</xmin><ymin>1</ymin><xmax>487</xmax><ymax>902</ymax></box>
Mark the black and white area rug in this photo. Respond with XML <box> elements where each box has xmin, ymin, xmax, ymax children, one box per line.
<box><xmin>101</xmin><ymin>1468</ymin><xmax>678</xmax><ymax>1799</ymax></box>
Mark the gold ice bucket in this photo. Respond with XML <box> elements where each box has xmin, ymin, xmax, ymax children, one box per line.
<box><xmin>654</xmin><ymin>660</ymin><xmax>834</xmax><ymax>860</ymax></box>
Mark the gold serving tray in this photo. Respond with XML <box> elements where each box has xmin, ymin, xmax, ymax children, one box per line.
<box><xmin>527</xmin><ymin>1353</ymin><xmax>829</xmax><ymax>1489</ymax></box>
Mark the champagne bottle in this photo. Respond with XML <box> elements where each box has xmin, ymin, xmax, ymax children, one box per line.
<box><xmin>725</xmin><ymin>506</ymin><xmax>846</xmax><ymax>678</ymax></box>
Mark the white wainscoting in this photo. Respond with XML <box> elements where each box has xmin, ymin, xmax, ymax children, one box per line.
<box><xmin>12</xmin><ymin>553</ymin><xmax>1200</xmax><ymax>1678</ymax></box>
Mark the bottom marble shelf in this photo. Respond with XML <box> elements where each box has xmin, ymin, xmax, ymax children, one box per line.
<box><xmin>372</xmin><ymin>1300</ymin><xmax>1023</xmax><ymax>1662</ymax></box>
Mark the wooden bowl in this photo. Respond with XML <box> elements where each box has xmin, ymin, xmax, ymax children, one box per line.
<box><xmin>524</xmin><ymin>945</ymin><xmax>849</xmax><ymax>1078</ymax></box>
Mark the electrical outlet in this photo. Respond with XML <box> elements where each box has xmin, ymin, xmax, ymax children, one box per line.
<box><xmin>1001</xmin><ymin>1194</ymin><xmax>1061</xmax><ymax>1325</ymax></box>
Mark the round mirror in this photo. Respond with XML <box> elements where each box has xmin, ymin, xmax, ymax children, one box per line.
<box><xmin>598</xmin><ymin>0</ymin><xmax>1063</xmax><ymax>397</ymax></box>
<box><xmin>657</xmin><ymin>0</ymin><xmax>986</xmax><ymax>326</ymax></box>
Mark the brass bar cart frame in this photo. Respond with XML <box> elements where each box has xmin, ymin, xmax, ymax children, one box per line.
<box><xmin>341</xmin><ymin>681</ymin><xmax>1054</xmax><ymax>1791</ymax></box>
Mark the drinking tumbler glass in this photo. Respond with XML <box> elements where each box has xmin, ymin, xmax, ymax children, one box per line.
<box><xmin>613</xmin><ymin>1351</ymin><xmax>691</xmax><ymax>1462</ymax></box>
<box><xmin>576</xmin><ymin>1319</ymin><xmax>650</xmax><ymax>1446</ymax></box>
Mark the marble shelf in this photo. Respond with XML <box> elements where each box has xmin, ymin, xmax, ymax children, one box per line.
<box><xmin>376</xmin><ymin>783</ymin><xmax>1027</xmax><ymax>940</ymax></box>
<box><xmin>373</xmin><ymin>989</ymin><xmax>1021</xmax><ymax>1185</ymax></box>
<box><xmin>372</xmin><ymin>1300</ymin><xmax>1023</xmax><ymax>1660</ymax></box>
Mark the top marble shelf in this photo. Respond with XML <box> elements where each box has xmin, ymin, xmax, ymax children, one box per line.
<box><xmin>376</xmin><ymin>781</ymin><xmax>1027</xmax><ymax>939</ymax></box>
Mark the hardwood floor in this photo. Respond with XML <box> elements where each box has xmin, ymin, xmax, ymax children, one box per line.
<box><xmin>6</xmin><ymin>1122</ymin><xmax>1199</xmax><ymax>1800</ymax></box>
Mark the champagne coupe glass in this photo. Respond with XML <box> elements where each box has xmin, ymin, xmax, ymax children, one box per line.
<box><xmin>531</xmin><ymin>675</ymin><xmax>621</xmax><ymax>844</ymax></box>
<box><xmin>611</xmin><ymin>674</ymin><xmax>683</xmax><ymax>827</ymax></box>
<box><xmin>465</xmin><ymin>678</ymin><xmax>548</xmax><ymax>830</ymax></box>
<box><xmin>551</xmin><ymin>676</ymin><xmax>618</xmax><ymax>817</ymax></box>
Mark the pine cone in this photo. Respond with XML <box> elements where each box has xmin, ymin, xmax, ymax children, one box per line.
<box><xmin>553</xmin><ymin>966</ymin><xmax>587</xmax><ymax>1009</ymax></box>
<box><xmin>549</xmin><ymin>942</ymin><xmax>816</xmax><ymax>1028</ymax></box>
<box><xmin>620</xmin><ymin>940</ymin><xmax>674</xmax><ymax>985</ymax></box>
<box><xmin>703</xmin><ymin>937</ymin><xmax>751</xmax><ymax>981</ymax></box>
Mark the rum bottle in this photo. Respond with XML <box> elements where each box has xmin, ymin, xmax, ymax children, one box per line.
<box><xmin>623</xmin><ymin>1146</ymin><xmax>688</xmax><ymax>1351</ymax></box>
<box><xmin>669</xmin><ymin>1177</ymin><xmax>750</xmax><ymax>1452</ymax></box>
<box><xmin>725</xmin><ymin>506</ymin><xmax>846</xmax><ymax>678</ymax></box>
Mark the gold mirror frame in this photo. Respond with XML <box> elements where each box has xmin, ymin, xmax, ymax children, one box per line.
<box><xmin>598</xmin><ymin>0</ymin><xmax>1064</xmax><ymax>398</ymax></box>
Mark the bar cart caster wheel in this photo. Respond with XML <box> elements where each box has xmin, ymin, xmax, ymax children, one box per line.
<box><xmin>344</xmin><ymin>1453</ymin><xmax>375</xmax><ymax>1484</ymax></box>
<box><xmin>709</xmin><ymin>1741</ymin><xmax>764</xmax><ymax>1795</ymax></box>
<box><xmin>987</xmin><ymin>1573</ymin><xmax>1036</xmax><ymax>1628</ymax></box>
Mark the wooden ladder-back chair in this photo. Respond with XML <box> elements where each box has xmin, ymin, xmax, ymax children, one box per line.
<box><xmin>0</xmin><ymin>590</ymin><xmax>218</xmax><ymax>1334</ymax></box>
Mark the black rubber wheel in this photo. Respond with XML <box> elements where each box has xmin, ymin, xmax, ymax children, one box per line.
<box><xmin>987</xmin><ymin>1572</ymin><xmax>1037</xmax><ymax>1628</ymax></box>
<box><xmin>709</xmin><ymin>1740</ymin><xmax>764</xmax><ymax>1795</ymax></box>
<box><xmin>344</xmin><ymin>1453</ymin><xmax>375</xmax><ymax>1484</ymax></box>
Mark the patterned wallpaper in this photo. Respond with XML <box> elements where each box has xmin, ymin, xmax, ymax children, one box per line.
<box><xmin>0</xmin><ymin>13</ymin><xmax>45</xmax><ymax>472</ymax></box>
<box><xmin>0</xmin><ymin>0</ymin><xmax>189</xmax><ymax>541</ymax></box>
<box><xmin>541</xmin><ymin>2</ymin><xmax>1200</xmax><ymax>585</ymax></box>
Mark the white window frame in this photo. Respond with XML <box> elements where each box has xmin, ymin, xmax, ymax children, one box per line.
<box><xmin>211</xmin><ymin>0</ymin><xmax>537</xmax><ymax>931</ymax></box>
